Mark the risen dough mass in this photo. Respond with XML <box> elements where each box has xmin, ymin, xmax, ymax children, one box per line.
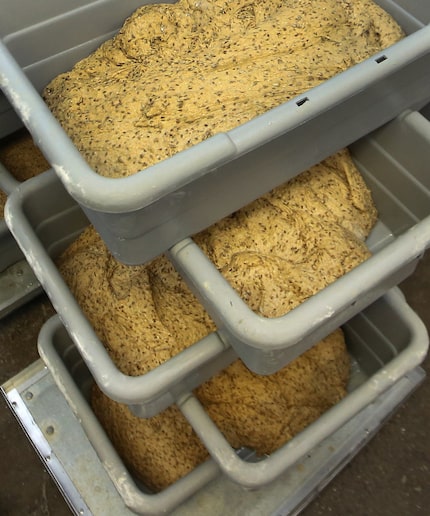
<box><xmin>52</xmin><ymin>0</ymin><xmax>401</xmax><ymax>492</ymax></box>
<box><xmin>43</xmin><ymin>0</ymin><xmax>404</xmax><ymax>178</ymax></box>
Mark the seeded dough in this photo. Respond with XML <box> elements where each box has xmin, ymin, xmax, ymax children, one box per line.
<box><xmin>52</xmin><ymin>0</ymin><xmax>401</xmax><ymax>492</ymax></box>
<box><xmin>43</xmin><ymin>0</ymin><xmax>404</xmax><ymax>178</ymax></box>
<box><xmin>58</xmin><ymin>149</ymin><xmax>377</xmax><ymax>490</ymax></box>
<box><xmin>90</xmin><ymin>329</ymin><xmax>349</xmax><ymax>491</ymax></box>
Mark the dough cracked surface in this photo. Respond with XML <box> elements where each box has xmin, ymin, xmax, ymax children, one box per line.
<box><xmin>51</xmin><ymin>0</ymin><xmax>400</xmax><ymax>493</ymax></box>
<box><xmin>43</xmin><ymin>0</ymin><xmax>404</xmax><ymax>178</ymax></box>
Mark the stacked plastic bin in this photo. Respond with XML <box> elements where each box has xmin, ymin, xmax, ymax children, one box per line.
<box><xmin>1</xmin><ymin>1</ymin><xmax>430</xmax><ymax>514</ymax></box>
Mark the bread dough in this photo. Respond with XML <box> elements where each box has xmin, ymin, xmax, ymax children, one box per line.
<box><xmin>91</xmin><ymin>329</ymin><xmax>348</xmax><ymax>491</ymax></box>
<box><xmin>43</xmin><ymin>0</ymin><xmax>404</xmax><ymax>178</ymax></box>
<box><xmin>58</xmin><ymin>149</ymin><xmax>376</xmax><ymax>490</ymax></box>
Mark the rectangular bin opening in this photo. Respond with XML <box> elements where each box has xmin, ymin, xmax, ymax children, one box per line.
<box><xmin>375</xmin><ymin>55</ymin><xmax>388</xmax><ymax>63</ymax></box>
<box><xmin>296</xmin><ymin>97</ymin><xmax>310</xmax><ymax>107</ymax></box>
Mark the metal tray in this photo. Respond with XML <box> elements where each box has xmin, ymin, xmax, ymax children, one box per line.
<box><xmin>1</xmin><ymin>0</ymin><xmax>430</xmax><ymax>264</ymax></box>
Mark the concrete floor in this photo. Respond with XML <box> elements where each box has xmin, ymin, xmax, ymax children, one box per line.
<box><xmin>0</xmin><ymin>250</ymin><xmax>429</xmax><ymax>515</ymax></box>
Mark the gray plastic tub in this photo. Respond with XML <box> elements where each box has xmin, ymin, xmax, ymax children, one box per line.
<box><xmin>168</xmin><ymin>109</ymin><xmax>430</xmax><ymax>373</ymax></box>
<box><xmin>0</xmin><ymin>154</ymin><xmax>47</xmax><ymax>316</ymax></box>
<box><xmin>37</xmin><ymin>288</ymin><xmax>429</xmax><ymax>514</ymax></box>
<box><xmin>5</xmin><ymin>110</ymin><xmax>430</xmax><ymax>402</ymax></box>
<box><xmin>0</xmin><ymin>217</ymin><xmax>41</xmax><ymax>317</ymax></box>
<box><xmin>1</xmin><ymin>1</ymin><xmax>430</xmax><ymax>264</ymax></box>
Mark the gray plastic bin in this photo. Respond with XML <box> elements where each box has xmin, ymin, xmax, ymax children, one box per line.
<box><xmin>167</xmin><ymin>110</ymin><xmax>430</xmax><ymax>374</ymax></box>
<box><xmin>37</xmin><ymin>288</ymin><xmax>429</xmax><ymax>514</ymax></box>
<box><xmin>0</xmin><ymin>151</ymin><xmax>48</xmax><ymax>316</ymax></box>
<box><xmin>5</xmin><ymin>110</ymin><xmax>430</xmax><ymax>403</ymax></box>
<box><xmin>1</xmin><ymin>1</ymin><xmax>430</xmax><ymax>264</ymax></box>
<box><xmin>0</xmin><ymin>217</ymin><xmax>41</xmax><ymax>317</ymax></box>
<box><xmin>0</xmin><ymin>161</ymin><xmax>41</xmax><ymax>317</ymax></box>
